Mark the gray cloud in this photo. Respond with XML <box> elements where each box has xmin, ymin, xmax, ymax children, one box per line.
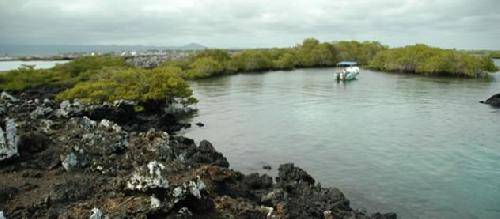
<box><xmin>0</xmin><ymin>0</ymin><xmax>499</xmax><ymax>49</ymax></box>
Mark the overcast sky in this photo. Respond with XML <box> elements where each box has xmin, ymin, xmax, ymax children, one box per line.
<box><xmin>0</xmin><ymin>0</ymin><xmax>499</xmax><ymax>49</ymax></box>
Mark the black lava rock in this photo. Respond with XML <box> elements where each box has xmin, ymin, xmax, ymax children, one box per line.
<box><xmin>481</xmin><ymin>93</ymin><xmax>500</xmax><ymax>108</ymax></box>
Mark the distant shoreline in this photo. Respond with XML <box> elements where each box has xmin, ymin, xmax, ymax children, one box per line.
<box><xmin>0</xmin><ymin>57</ymin><xmax>74</xmax><ymax>61</ymax></box>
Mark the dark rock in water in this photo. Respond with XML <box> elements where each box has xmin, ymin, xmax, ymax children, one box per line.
<box><xmin>196</xmin><ymin>122</ymin><xmax>205</xmax><ymax>127</ymax></box>
<box><xmin>270</xmin><ymin>164</ymin><xmax>348</xmax><ymax>217</ymax></box>
<box><xmin>277</xmin><ymin>163</ymin><xmax>315</xmax><ymax>186</ymax></box>
<box><xmin>266</xmin><ymin>163</ymin><xmax>397</xmax><ymax>219</ymax></box>
<box><xmin>199</xmin><ymin>140</ymin><xmax>215</xmax><ymax>152</ymax></box>
<box><xmin>372</xmin><ymin>212</ymin><xmax>398</xmax><ymax>219</ymax></box>
<box><xmin>262</xmin><ymin>165</ymin><xmax>272</xmax><ymax>170</ymax></box>
<box><xmin>185</xmin><ymin>140</ymin><xmax>229</xmax><ymax>168</ymax></box>
<box><xmin>481</xmin><ymin>93</ymin><xmax>500</xmax><ymax>108</ymax></box>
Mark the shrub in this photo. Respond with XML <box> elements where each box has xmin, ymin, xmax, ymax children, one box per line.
<box><xmin>184</xmin><ymin>57</ymin><xmax>224</xmax><ymax>79</ymax></box>
<box><xmin>333</xmin><ymin>41</ymin><xmax>387</xmax><ymax>65</ymax></box>
<box><xmin>369</xmin><ymin>44</ymin><xmax>496</xmax><ymax>77</ymax></box>
<box><xmin>56</xmin><ymin>67</ymin><xmax>195</xmax><ymax>105</ymax></box>
<box><xmin>52</xmin><ymin>55</ymin><xmax>128</xmax><ymax>77</ymax></box>
<box><xmin>0</xmin><ymin>65</ymin><xmax>69</xmax><ymax>90</ymax></box>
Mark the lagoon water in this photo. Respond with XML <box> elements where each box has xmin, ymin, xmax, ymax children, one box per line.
<box><xmin>183</xmin><ymin>68</ymin><xmax>500</xmax><ymax>218</ymax></box>
<box><xmin>0</xmin><ymin>60</ymin><xmax>69</xmax><ymax>71</ymax></box>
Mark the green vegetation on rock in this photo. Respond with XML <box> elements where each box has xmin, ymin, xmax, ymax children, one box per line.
<box><xmin>0</xmin><ymin>65</ymin><xmax>57</xmax><ymax>90</ymax></box>
<box><xmin>0</xmin><ymin>56</ymin><xmax>196</xmax><ymax>107</ymax></box>
<box><xmin>56</xmin><ymin>66</ymin><xmax>195</xmax><ymax>105</ymax></box>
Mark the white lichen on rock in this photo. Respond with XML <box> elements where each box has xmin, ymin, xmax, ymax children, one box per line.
<box><xmin>150</xmin><ymin>195</ymin><xmax>161</xmax><ymax>209</ymax></box>
<box><xmin>79</xmin><ymin>117</ymin><xmax>97</xmax><ymax>130</ymax></box>
<box><xmin>189</xmin><ymin>178</ymin><xmax>206</xmax><ymax>199</ymax></box>
<box><xmin>40</xmin><ymin>119</ymin><xmax>54</xmax><ymax>133</ymax></box>
<box><xmin>1</xmin><ymin>91</ymin><xmax>18</xmax><ymax>102</ymax></box>
<box><xmin>127</xmin><ymin>161</ymin><xmax>169</xmax><ymax>190</ymax></box>
<box><xmin>265</xmin><ymin>207</ymin><xmax>273</xmax><ymax>217</ymax></box>
<box><xmin>173</xmin><ymin>176</ymin><xmax>206</xmax><ymax>202</ymax></box>
<box><xmin>177</xmin><ymin>207</ymin><xmax>193</xmax><ymax>216</ymax></box>
<box><xmin>56</xmin><ymin>100</ymin><xmax>83</xmax><ymax>117</ymax></box>
<box><xmin>30</xmin><ymin>106</ymin><xmax>53</xmax><ymax>119</ymax></box>
<box><xmin>89</xmin><ymin>207</ymin><xmax>104</xmax><ymax>219</ymax></box>
<box><xmin>62</xmin><ymin>152</ymin><xmax>78</xmax><ymax>171</ymax></box>
<box><xmin>0</xmin><ymin>118</ymin><xmax>18</xmax><ymax>161</ymax></box>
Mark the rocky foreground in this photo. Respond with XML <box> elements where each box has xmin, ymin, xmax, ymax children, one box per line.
<box><xmin>0</xmin><ymin>90</ymin><xmax>396</xmax><ymax>218</ymax></box>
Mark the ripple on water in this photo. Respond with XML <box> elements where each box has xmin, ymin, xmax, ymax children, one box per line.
<box><xmin>184</xmin><ymin>68</ymin><xmax>500</xmax><ymax>219</ymax></box>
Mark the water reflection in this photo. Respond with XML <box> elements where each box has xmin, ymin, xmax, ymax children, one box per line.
<box><xmin>184</xmin><ymin>68</ymin><xmax>500</xmax><ymax>219</ymax></box>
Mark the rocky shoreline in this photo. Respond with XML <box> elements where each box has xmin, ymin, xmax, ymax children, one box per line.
<box><xmin>1</xmin><ymin>90</ymin><xmax>397</xmax><ymax>218</ymax></box>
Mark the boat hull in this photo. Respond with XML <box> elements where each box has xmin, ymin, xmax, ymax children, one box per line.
<box><xmin>335</xmin><ymin>71</ymin><xmax>359</xmax><ymax>81</ymax></box>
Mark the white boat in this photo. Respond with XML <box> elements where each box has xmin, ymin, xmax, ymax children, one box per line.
<box><xmin>335</xmin><ymin>61</ymin><xmax>359</xmax><ymax>81</ymax></box>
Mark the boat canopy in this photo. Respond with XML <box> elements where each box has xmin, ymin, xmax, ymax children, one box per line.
<box><xmin>337</xmin><ymin>61</ymin><xmax>358</xmax><ymax>67</ymax></box>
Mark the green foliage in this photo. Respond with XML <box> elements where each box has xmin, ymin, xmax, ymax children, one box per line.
<box><xmin>153</xmin><ymin>38</ymin><xmax>387</xmax><ymax>79</ymax></box>
<box><xmin>273</xmin><ymin>52</ymin><xmax>299</xmax><ymax>70</ymax></box>
<box><xmin>184</xmin><ymin>57</ymin><xmax>224</xmax><ymax>79</ymax></box>
<box><xmin>490</xmin><ymin>51</ymin><xmax>500</xmax><ymax>59</ymax></box>
<box><xmin>56</xmin><ymin>66</ymin><xmax>194</xmax><ymax>104</ymax></box>
<box><xmin>0</xmin><ymin>65</ymin><xmax>58</xmax><ymax>90</ymax></box>
<box><xmin>309</xmin><ymin>43</ymin><xmax>337</xmax><ymax>66</ymax></box>
<box><xmin>0</xmin><ymin>56</ymin><xmax>128</xmax><ymax>91</ymax></box>
<box><xmin>229</xmin><ymin>50</ymin><xmax>274</xmax><ymax>72</ymax></box>
<box><xmin>190</xmin><ymin>49</ymin><xmax>231</xmax><ymax>63</ymax></box>
<box><xmin>369</xmin><ymin>44</ymin><xmax>496</xmax><ymax>77</ymax></box>
<box><xmin>52</xmin><ymin>55</ymin><xmax>128</xmax><ymax>77</ymax></box>
<box><xmin>160</xmin><ymin>59</ymin><xmax>191</xmax><ymax>71</ymax></box>
<box><xmin>333</xmin><ymin>41</ymin><xmax>387</xmax><ymax>65</ymax></box>
<box><xmin>296</xmin><ymin>38</ymin><xmax>331</xmax><ymax>67</ymax></box>
<box><xmin>479</xmin><ymin>55</ymin><xmax>498</xmax><ymax>72</ymax></box>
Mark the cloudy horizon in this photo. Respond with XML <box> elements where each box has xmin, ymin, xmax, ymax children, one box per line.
<box><xmin>1</xmin><ymin>0</ymin><xmax>499</xmax><ymax>50</ymax></box>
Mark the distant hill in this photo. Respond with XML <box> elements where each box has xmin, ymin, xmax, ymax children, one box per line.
<box><xmin>175</xmin><ymin>43</ymin><xmax>207</xmax><ymax>50</ymax></box>
<box><xmin>0</xmin><ymin>43</ymin><xmax>208</xmax><ymax>57</ymax></box>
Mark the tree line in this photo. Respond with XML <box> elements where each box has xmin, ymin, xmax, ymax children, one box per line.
<box><xmin>0</xmin><ymin>38</ymin><xmax>496</xmax><ymax>106</ymax></box>
<box><xmin>369</xmin><ymin>44</ymin><xmax>497</xmax><ymax>78</ymax></box>
<box><xmin>160</xmin><ymin>38</ymin><xmax>387</xmax><ymax>79</ymax></box>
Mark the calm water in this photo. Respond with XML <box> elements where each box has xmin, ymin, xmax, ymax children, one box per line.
<box><xmin>0</xmin><ymin>60</ymin><xmax>69</xmax><ymax>71</ymax></box>
<box><xmin>182</xmin><ymin>68</ymin><xmax>500</xmax><ymax>219</ymax></box>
